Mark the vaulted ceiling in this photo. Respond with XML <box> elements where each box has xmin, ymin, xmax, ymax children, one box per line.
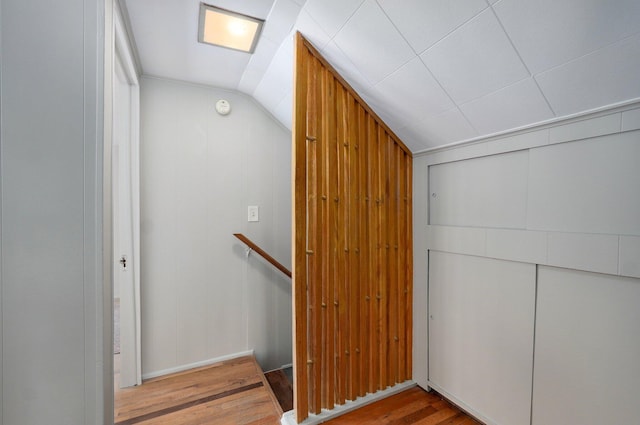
<box><xmin>123</xmin><ymin>0</ymin><xmax>640</xmax><ymax>152</ymax></box>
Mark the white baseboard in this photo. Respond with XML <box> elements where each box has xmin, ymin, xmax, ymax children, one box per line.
<box><xmin>141</xmin><ymin>350</ymin><xmax>255</xmax><ymax>380</ymax></box>
<box><xmin>265</xmin><ymin>363</ymin><xmax>293</xmax><ymax>374</ymax></box>
<box><xmin>281</xmin><ymin>380</ymin><xmax>416</xmax><ymax>425</ymax></box>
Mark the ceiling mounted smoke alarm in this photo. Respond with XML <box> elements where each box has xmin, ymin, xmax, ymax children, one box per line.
<box><xmin>215</xmin><ymin>99</ymin><xmax>231</xmax><ymax>116</ymax></box>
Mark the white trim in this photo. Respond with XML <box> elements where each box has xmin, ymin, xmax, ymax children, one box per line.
<box><xmin>281</xmin><ymin>381</ymin><xmax>417</xmax><ymax>425</ymax></box>
<box><xmin>114</xmin><ymin>4</ymin><xmax>139</xmax><ymax>85</ymax></box>
<box><xmin>413</xmin><ymin>98</ymin><xmax>640</xmax><ymax>157</ymax></box>
<box><xmin>102</xmin><ymin>0</ymin><xmax>115</xmax><ymax>422</ymax></box>
<box><xmin>265</xmin><ymin>363</ymin><xmax>293</xmax><ymax>374</ymax></box>
<box><xmin>114</xmin><ymin>3</ymin><xmax>142</xmax><ymax>387</ymax></box>
<box><xmin>141</xmin><ymin>350</ymin><xmax>255</xmax><ymax>380</ymax></box>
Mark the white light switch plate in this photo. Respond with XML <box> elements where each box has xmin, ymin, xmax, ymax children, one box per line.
<box><xmin>248</xmin><ymin>206</ymin><xmax>259</xmax><ymax>222</ymax></box>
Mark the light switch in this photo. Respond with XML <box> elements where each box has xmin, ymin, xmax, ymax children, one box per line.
<box><xmin>248</xmin><ymin>206</ymin><xmax>259</xmax><ymax>222</ymax></box>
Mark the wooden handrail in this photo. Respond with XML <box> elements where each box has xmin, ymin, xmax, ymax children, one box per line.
<box><xmin>233</xmin><ymin>233</ymin><xmax>292</xmax><ymax>278</ymax></box>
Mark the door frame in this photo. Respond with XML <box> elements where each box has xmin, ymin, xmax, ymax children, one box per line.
<box><xmin>113</xmin><ymin>2</ymin><xmax>142</xmax><ymax>387</ymax></box>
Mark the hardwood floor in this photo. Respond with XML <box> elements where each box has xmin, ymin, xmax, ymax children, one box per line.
<box><xmin>114</xmin><ymin>355</ymin><xmax>282</xmax><ymax>425</ymax></box>
<box><xmin>264</xmin><ymin>369</ymin><xmax>293</xmax><ymax>412</ymax></box>
<box><xmin>114</xmin><ymin>356</ymin><xmax>478</xmax><ymax>425</ymax></box>
<box><xmin>324</xmin><ymin>387</ymin><xmax>482</xmax><ymax>425</ymax></box>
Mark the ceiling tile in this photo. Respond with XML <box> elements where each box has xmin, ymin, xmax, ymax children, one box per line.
<box><xmin>375</xmin><ymin>57</ymin><xmax>454</xmax><ymax>119</ymax></box>
<box><xmin>460</xmin><ymin>78</ymin><xmax>555</xmax><ymax>135</ymax></box>
<box><xmin>320</xmin><ymin>41</ymin><xmax>374</xmax><ymax>96</ymax></box>
<box><xmin>273</xmin><ymin>90</ymin><xmax>293</xmax><ymax>129</ymax></box>
<box><xmin>392</xmin><ymin>126</ymin><xmax>432</xmax><ymax>152</ymax></box>
<box><xmin>494</xmin><ymin>0</ymin><xmax>640</xmax><ymax>74</ymax></box>
<box><xmin>294</xmin><ymin>9</ymin><xmax>332</xmax><ymax>51</ymax></box>
<box><xmin>421</xmin><ymin>9</ymin><xmax>529</xmax><ymax>104</ymax></box>
<box><xmin>253</xmin><ymin>37</ymin><xmax>294</xmax><ymax>110</ymax></box>
<box><xmin>378</xmin><ymin>0</ymin><xmax>488</xmax><ymax>54</ymax></box>
<box><xmin>333</xmin><ymin>0</ymin><xmax>416</xmax><ymax>85</ymax></box>
<box><xmin>261</xmin><ymin>0</ymin><xmax>302</xmax><ymax>44</ymax></box>
<box><xmin>360</xmin><ymin>92</ymin><xmax>400</xmax><ymax>128</ymax></box>
<box><xmin>400</xmin><ymin>108</ymin><xmax>479</xmax><ymax>149</ymax></box>
<box><xmin>238</xmin><ymin>38</ymin><xmax>279</xmax><ymax>94</ymax></box>
<box><xmin>535</xmin><ymin>34</ymin><xmax>640</xmax><ymax>116</ymax></box>
<box><xmin>303</xmin><ymin>0</ymin><xmax>365</xmax><ymax>38</ymax></box>
<box><xmin>201</xmin><ymin>0</ymin><xmax>276</xmax><ymax>19</ymax></box>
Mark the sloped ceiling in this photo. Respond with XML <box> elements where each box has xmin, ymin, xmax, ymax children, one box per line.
<box><xmin>123</xmin><ymin>0</ymin><xmax>640</xmax><ymax>152</ymax></box>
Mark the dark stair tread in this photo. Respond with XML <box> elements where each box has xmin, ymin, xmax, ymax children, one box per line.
<box><xmin>264</xmin><ymin>369</ymin><xmax>293</xmax><ymax>413</ymax></box>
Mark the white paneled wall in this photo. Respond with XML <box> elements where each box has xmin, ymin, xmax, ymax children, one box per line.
<box><xmin>0</xmin><ymin>0</ymin><xmax>105</xmax><ymax>423</ymax></box>
<box><xmin>140</xmin><ymin>77</ymin><xmax>292</xmax><ymax>376</ymax></box>
<box><xmin>413</xmin><ymin>103</ymin><xmax>640</xmax><ymax>425</ymax></box>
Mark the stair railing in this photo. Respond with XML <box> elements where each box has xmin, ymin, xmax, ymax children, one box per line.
<box><xmin>233</xmin><ymin>233</ymin><xmax>292</xmax><ymax>278</ymax></box>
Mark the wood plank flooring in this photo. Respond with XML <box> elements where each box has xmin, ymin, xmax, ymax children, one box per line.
<box><xmin>115</xmin><ymin>357</ymin><xmax>478</xmax><ymax>425</ymax></box>
<box><xmin>324</xmin><ymin>387</ymin><xmax>482</xmax><ymax>425</ymax></box>
<box><xmin>264</xmin><ymin>369</ymin><xmax>293</xmax><ymax>412</ymax></box>
<box><xmin>114</xmin><ymin>355</ymin><xmax>282</xmax><ymax>425</ymax></box>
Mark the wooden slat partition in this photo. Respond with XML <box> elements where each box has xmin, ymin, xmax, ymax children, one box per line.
<box><xmin>292</xmin><ymin>32</ymin><xmax>413</xmax><ymax>423</ymax></box>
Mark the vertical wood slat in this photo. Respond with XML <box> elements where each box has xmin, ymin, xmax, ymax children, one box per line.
<box><xmin>292</xmin><ymin>32</ymin><xmax>309</xmax><ymax>424</ymax></box>
<box><xmin>369</xmin><ymin>116</ymin><xmax>380</xmax><ymax>395</ymax></box>
<box><xmin>347</xmin><ymin>93</ymin><xmax>360</xmax><ymax>402</ymax></box>
<box><xmin>388</xmin><ymin>139</ymin><xmax>398</xmax><ymax>388</ymax></box>
<box><xmin>319</xmin><ymin>64</ymin><xmax>331</xmax><ymax>412</ymax></box>
<box><xmin>357</xmin><ymin>104</ymin><xmax>369</xmax><ymax>399</ymax></box>
<box><xmin>335</xmin><ymin>84</ymin><xmax>346</xmax><ymax>406</ymax></box>
<box><xmin>293</xmin><ymin>32</ymin><xmax>413</xmax><ymax>423</ymax></box>
<box><xmin>377</xmin><ymin>125</ymin><xmax>388</xmax><ymax>391</ymax></box>
<box><xmin>306</xmin><ymin>53</ymin><xmax>322</xmax><ymax>416</ymax></box>
<box><xmin>324</xmin><ymin>65</ymin><xmax>338</xmax><ymax>408</ymax></box>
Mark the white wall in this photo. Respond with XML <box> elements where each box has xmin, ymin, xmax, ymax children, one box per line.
<box><xmin>414</xmin><ymin>103</ymin><xmax>640</xmax><ymax>425</ymax></box>
<box><xmin>0</xmin><ymin>0</ymin><xmax>106</xmax><ymax>424</ymax></box>
<box><xmin>139</xmin><ymin>77</ymin><xmax>292</xmax><ymax>376</ymax></box>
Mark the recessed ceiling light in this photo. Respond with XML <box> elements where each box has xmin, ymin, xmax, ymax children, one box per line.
<box><xmin>198</xmin><ymin>3</ymin><xmax>264</xmax><ymax>53</ymax></box>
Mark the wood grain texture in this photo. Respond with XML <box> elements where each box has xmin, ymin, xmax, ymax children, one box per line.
<box><xmin>114</xmin><ymin>356</ymin><xmax>281</xmax><ymax>425</ymax></box>
<box><xmin>293</xmin><ymin>32</ymin><xmax>413</xmax><ymax>422</ymax></box>
<box><xmin>292</xmin><ymin>30</ymin><xmax>309</xmax><ymax>423</ymax></box>
<box><xmin>323</xmin><ymin>387</ymin><xmax>482</xmax><ymax>425</ymax></box>
<box><xmin>265</xmin><ymin>369</ymin><xmax>294</xmax><ymax>413</ymax></box>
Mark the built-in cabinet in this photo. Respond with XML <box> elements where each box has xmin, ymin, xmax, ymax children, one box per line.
<box><xmin>418</xmin><ymin>107</ymin><xmax>640</xmax><ymax>425</ymax></box>
<box><xmin>428</xmin><ymin>252</ymin><xmax>640</xmax><ymax>425</ymax></box>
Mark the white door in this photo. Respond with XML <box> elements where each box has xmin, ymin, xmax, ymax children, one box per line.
<box><xmin>113</xmin><ymin>50</ymin><xmax>141</xmax><ymax>388</ymax></box>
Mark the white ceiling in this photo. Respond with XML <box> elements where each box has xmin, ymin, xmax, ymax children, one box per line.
<box><xmin>123</xmin><ymin>0</ymin><xmax>640</xmax><ymax>152</ymax></box>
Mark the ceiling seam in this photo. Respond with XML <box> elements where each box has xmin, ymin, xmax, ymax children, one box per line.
<box><xmin>373</xmin><ymin>0</ymin><xmax>480</xmax><ymax>144</ymax></box>
<box><xmin>533</xmin><ymin>29</ymin><xmax>640</xmax><ymax>78</ymax></box>
<box><xmin>327</xmin><ymin>0</ymin><xmax>367</xmax><ymax>40</ymax></box>
<box><xmin>487</xmin><ymin>4</ymin><xmax>557</xmax><ymax>116</ymax></box>
<box><xmin>414</xmin><ymin>4</ymin><xmax>492</xmax><ymax>56</ymax></box>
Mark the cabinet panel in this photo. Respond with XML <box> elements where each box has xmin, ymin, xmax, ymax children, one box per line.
<box><xmin>527</xmin><ymin>131</ymin><xmax>640</xmax><ymax>235</ymax></box>
<box><xmin>429</xmin><ymin>251</ymin><xmax>535</xmax><ymax>425</ymax></box>
<box><xmin>429</xmin><ymin>150</ymin><xmax>528</xmax><ymax>228</ymax></box>
<box><xmin>533</xmin><ymin>267</ymin><xmax>640</xmax><ymax>425</ymax></box>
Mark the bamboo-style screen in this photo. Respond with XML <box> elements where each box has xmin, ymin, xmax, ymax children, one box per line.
<box><xmin>292</xmin><ymin>33</ymin><xmax>413</xmax><ymax>423</ymax></box>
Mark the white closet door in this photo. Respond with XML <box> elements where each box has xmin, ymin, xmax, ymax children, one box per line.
<box><xmin>429</xmin><ymin>251</ymin><xmax>535</xmax><ymax>425</ymax></box>
<box><xmin>533</xmin><ymin>267</ymin><xmax>640</xmax><ymax>425</ymax></box>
